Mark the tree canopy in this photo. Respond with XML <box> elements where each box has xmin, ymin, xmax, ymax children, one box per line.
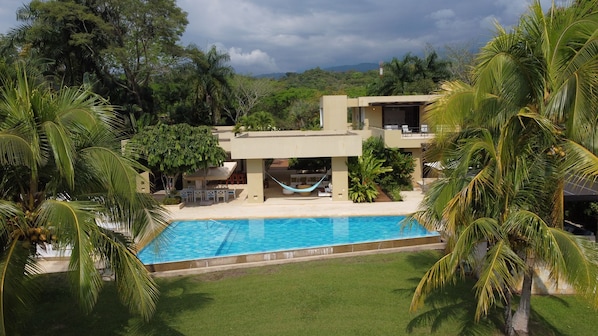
<box><xmin>126</xmin><ymin>123</ymin><xmax>227</xmax><ymax>195</ymax></box>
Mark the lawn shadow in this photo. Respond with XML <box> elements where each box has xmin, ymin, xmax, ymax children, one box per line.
<box><xmin>25</xmin><ymin>273</ymin><xmax>214</xmax><ymax>336</ymax></box>
<box><xmin>404</xmin><ymin>250</ymin><xmax>443</xmax><ymax>269</ymax></box>
<box><xmin>127</xmin><ymin>277</ymin><xmax>215</xmax><ymax>335</ymax></box>
<box><xmin>397</xmin><ymin>277</ymin><xmax>503</xmax><ymax>335</ymax></box>
<box><xmin>527</xmin><ymin>295</ymin><xmax>570</xmax><ymax>336</ymax></box>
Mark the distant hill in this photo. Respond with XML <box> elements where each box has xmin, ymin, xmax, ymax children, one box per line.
<box><xmin>323</xmin><ymin>63</ymin><xmax>379</xmax><ymax>73</ymax></box>
<box><xmin>256</xmin><ymin>62</ymin><xmax>379</xmax><ymax>79</ymax></box>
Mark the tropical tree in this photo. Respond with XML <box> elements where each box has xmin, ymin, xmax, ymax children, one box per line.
<box><xmin>410</xmin><ymin>2</ymin><xmax>598</xmax><ymax>335</ymax></box>
<box><xmin>126</xmin><ymin>123</ymin><xmax>227</xmax><ymax>197</ymax></box>
<box><xmin>223</xmin><ymin>75</ymin><xmax>275</xmax><ymax>124</ymax></box>
<box><xmin>0</xmin><ymin>65</ymin><xmax>168</xmax><ymax>335</ymax></box>
<box><xmin>187</xmin><ymin>45</ymin><xmax>234</xmax><ymax>125</ymax></box>
<box><xmin>8</xmin><ymin>0</ymin><xmax>188</xmax><ymax>121</ymax></box>
<box><xmin>369</xmin><ymin>51</ymin><xmax>451</xmax><ymax>96</ymax></box>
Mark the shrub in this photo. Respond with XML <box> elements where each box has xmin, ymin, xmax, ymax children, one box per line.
<box><xmin>387</xmin><ymin>187</ymin><xmax>404</xmax><ymax>201</ymax></box>
<box><xmin>162</xmin><ymin>196</ymin><xmax>182</xmax><ymax>205</ymax></box>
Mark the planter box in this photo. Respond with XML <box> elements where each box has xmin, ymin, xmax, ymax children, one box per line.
<box><xmin>163</xmin><ymin>202</ymin><xmax>184</xmax><ymax>210</ymax></box>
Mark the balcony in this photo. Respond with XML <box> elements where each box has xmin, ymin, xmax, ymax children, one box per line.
<box><xmin>372</xmin><ymin>124</ymin><xmax>435</xmax><ymax>149</ymax></box>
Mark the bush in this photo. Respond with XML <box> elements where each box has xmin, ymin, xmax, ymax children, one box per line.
<box><xmin>162</xmin><ymin>196</ymin><xmax>182</xmax><ymax>205</ymax></box>
<box><xmin>386</xmin><ymin>187</ymin><xmax>403</xmax><ymax>201</ymax></box>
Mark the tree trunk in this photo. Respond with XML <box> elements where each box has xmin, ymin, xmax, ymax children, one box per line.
<box><xmin>512</xmin><ymin>253</ymin><xmax>535</xmax><ymax>335</ymax></box>
<box><xmin>504</xmin><ymin>289</ymin><xmax>515</xmax><ymax>336</ymax></box>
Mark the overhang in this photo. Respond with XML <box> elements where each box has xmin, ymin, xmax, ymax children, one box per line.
<box><xmin>564</xmin><ymin>176</ymin><xmax>598</xmax><ymax>202</ymax></box>
<box><xmin>230</xmin><ymin>130</ymin><xmax>362</xmax><ymax>159</ymax></box>
<box><xmin>184</xmin><ymin>161</ymin><xmax>238</xmax><ymax>181</ymax></box>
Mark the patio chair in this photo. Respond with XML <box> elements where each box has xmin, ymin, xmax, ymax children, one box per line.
<box><xmin>227</xmin><ymin>189</ymin><xmax>236</xmax><ymax>199</ymax></box>
<box><xmin>420</xmin><ymin>124</ymin><xmax>428</xmax><ymax>134</ymax></box>
<box><xmin>402</xmin><ymin>125</ymin><xmax>412</xmax><ymax>134</ymax></box>
<box><xmin>180</xmin><ymin>188</ymin><xmax>195</xmax><ymax>203</ymax></box>
<box><xmin>216</xmin><ymin>189</ymin><xmax>227</xmax><ymax>203</ymax></box>
<box><xmin>205</xmin><ymin>190</ymin><xmax>216</xmax><ymax>203</ymax></box>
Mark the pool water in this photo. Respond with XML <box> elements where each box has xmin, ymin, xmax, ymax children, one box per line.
<box><xmin>138</xmin><ymin>215</ymin><xmax>438</xmax><ymax>265</ymax></box>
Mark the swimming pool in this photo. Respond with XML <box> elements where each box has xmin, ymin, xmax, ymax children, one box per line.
<box><xmin>138</xmin><ymin>215</ymin><xmax>439</xmax><ymax>266</ymax></box>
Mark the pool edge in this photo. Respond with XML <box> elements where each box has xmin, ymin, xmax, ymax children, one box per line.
<box><xmin>146</xmin><ymin>236</ymin><xmax>444</xmax><ymax>276</ymax></box>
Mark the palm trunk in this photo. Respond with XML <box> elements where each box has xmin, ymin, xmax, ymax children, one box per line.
<box><xmin>512</xmin><ymin>253</ymin><xmax>535</xmax><ymax>335</ymax></box>
<box><xmin>504</xmin><ymin>289</ymin><xmax>515</xmax><ymax>336</ymax></box>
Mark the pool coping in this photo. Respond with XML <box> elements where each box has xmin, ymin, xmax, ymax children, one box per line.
<box><xmin>145</xmin><ymin>235</ymin><xmax>443</xmax><ymax>275</ymax></box>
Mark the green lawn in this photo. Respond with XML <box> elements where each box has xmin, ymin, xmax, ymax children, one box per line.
<box><xmin>24</xmin><ymin>251</ymin><xmax>597</xmax><ymax>335</ymax></box>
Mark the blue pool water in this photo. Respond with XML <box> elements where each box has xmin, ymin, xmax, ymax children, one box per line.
<box><xmin>138</xmin><ymin>215</ymin><xmax>438</xmax><ymax>264</ymax></box>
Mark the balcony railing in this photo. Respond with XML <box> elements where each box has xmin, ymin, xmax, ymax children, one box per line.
<box><xmin>383</xmin><ymin>124</ymin><xmax>434</xmax><ymax>138</ymax></box>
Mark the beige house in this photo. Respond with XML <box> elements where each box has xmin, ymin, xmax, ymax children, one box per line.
<box><xmin>214</xmin><ymin>94</ymin><xmax>437</xmax><ymax>203</ymax></box>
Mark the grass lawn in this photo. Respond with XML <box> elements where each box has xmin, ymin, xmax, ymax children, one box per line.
<box><xmin>24</xmin><ymin>250</ymin><xmax>597</xmax><ymax>335</ymax></box>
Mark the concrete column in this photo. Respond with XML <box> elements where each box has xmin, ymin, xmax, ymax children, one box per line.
<box><xmin>331</xmin><ymin>156</ymin><xmax>349</xmax><ymax>201</ymax></box>
<box><xmin>246</xmin><ymin>158</ymin><xmax>264</xmax><ymax>203</ymax></box>
<box><xmin>320</xmin><ymin>95</ymin><xmax>348</xmax><ymax>131</ymax></box>
<box><xmin>411</xmin><ymin>148</ymin><xmax>423</xmax><ymax>186</ymax></box>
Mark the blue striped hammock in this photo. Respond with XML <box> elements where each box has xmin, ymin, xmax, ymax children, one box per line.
<box><xmin>266</xmin><ymin>172</ymin><xmax>328</xmax><ymax>193</ymax></box>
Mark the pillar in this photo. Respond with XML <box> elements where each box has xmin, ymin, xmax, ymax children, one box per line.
<box><xmin>331</xmin><ymin>156</ymin><xmax>349</xmax><ymax>201</ymax></box>
<box><xmin>246</xmin><ymin>158</ymin><xmax>264</xmax><ymax>203</ymax></box>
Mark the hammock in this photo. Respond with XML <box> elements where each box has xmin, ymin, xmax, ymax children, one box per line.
<box><xmin>266</xmin><ymin>172</ymin><xmax>329</xmax><ymax>193</ymax></box>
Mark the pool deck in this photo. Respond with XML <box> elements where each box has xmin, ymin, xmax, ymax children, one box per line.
<box><xmin>167</xmin><ymin>188</ymin><xmax>426</xmax><ymax>221</ymax></box>
<box><xmin>37</xmin><ymin>188</ymin><xmax>446</xmax><ymax>276</ymax></box>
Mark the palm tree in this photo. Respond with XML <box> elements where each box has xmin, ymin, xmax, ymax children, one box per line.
<box><xmin>410</xmin><ymin>2</ymin><xmax>598</xmax><ymax>335</ymax></box>
<box><xmin>0</xmin><ymin>64</ymin><xmax>168</xmax><ymax>335</ymax></box>
<box><xmin>188</xmin><ymin>45</ymin><xmax>234</xmax><ymax>125</ymax></box>
<box><xmin>373</xmin><ymin>55</ymin><xmax>414</xmax><ymax>95</ymax></box>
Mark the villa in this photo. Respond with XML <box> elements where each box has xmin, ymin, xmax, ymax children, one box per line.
<box><xmin>203</xmin><ymin>94</ymin><xmax>439</xmax><ymax>203</ymax></box>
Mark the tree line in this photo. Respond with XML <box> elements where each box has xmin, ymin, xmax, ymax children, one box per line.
<box><xmin>1</xmin><ymin>0</ymin><xmax>465</xmax><ymax>133</ymax></box>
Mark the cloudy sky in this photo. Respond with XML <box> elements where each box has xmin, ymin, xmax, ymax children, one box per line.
<box><xmin>1</xmin><ymin>0</ymin><xmax>566</xmax><ymax>74</ymax></box>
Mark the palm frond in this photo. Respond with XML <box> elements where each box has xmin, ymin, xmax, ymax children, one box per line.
<box><xmin>0</xmin><ymin>239</ymin><xmax>41</xmax><ymax>336</ymax></box>
<box><xmin>36</xmin><ymin>199</ymin><xmax>104</xmax><ymax>313</ymax></box>
<box><xmin>549</xmin><ymin>229</ymin><xmax>598</xmax><ymax>307</ymax></box>
<box><xmin>562</xmin><ymin>140</ymin><xmax>598</xmax><ymax>179</ymax></box>
<box><xmin>93</xmin><ymin>228</ymin><xmax>159</xmax><ymax>321</ymax></box>
<box><xmin>473</xmin><ymin>241</ymin><xmax>524</xmax><ymax>321</ymax></box>
<box><xmin>410</xmin><ymin>253</ymin><xmax>460</xmax><ymax>313</ymax></box>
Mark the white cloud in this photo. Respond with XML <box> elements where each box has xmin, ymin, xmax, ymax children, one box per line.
<box><xmin>227</xmin><ymin>47</ymin><xmax>279</xmax><ymax>74</ymax></box>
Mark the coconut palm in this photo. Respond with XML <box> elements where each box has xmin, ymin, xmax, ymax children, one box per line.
<box><xmin>410</xmin><ymin>2</ymin><xmax>598</xmax><ymax>335</ymax></box>
<box><xmin>0</xmin><ymin>64</ymin><xmax>168</xmax><ymax>335</ymax></box>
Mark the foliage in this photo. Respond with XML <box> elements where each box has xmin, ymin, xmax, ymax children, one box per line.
<box><xmin>223</xmin><ymin>75</ymin><xmax>275</xmax><ymax>123</ymax></box>
<box><xmin>410</xmin><ymin>2</ymin><xmax>598</xmax><ymax>335</ymax></box>
<box><xmin>386</xmin><ymin>187</ymin><xmax>403</xmax><ymax>201</ymax></box>
<box><xmin>443</xmin><ymin>41</ymin><xmax>477</xmax><ymax>85</ymax></box>
<box><xmin>0</xmin><ymin>64</ymin><xmax>168</xmax><ymax>335</ymax></box>
<box><xmin>185</xmin><ymin>45</ymin><xmax>234</xmax><ymax>125</ymax></box>
<box><xmin>233</xmin><ymin>111</ymin><xmax>277</xmax><ymax>133</ymax></box>
<box><xmin>348</xmin><ymin>151</ymin><xmax>392</xmax><ymax>203</ymax></box>
<box><xmin>368</xmin><ymin>51</ymin><xmax>451</xmax><ymax>95</ymax></box>
<box><xmin>126</xmin><ymin>123</ymin><xmax>226</xmax><ymax>195</ymax></box>
<box><xmin>362</xmin><ymin>136</ymin><xmax>415</xmax><ymax>191</ymax></box>
<box><xmin>161</xmin><ymin>196</ymin><xmax>182</xmax><ymax>205</ymax></box>
<box><xmin>9</xmin><ymin>0</ymin><xmax>188</xmax><ymax>123</ymax></box>
<box><xmin>284</xmin><ymin>99</ymin><xmax>321</xmax><ymax>130</ymax></box>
